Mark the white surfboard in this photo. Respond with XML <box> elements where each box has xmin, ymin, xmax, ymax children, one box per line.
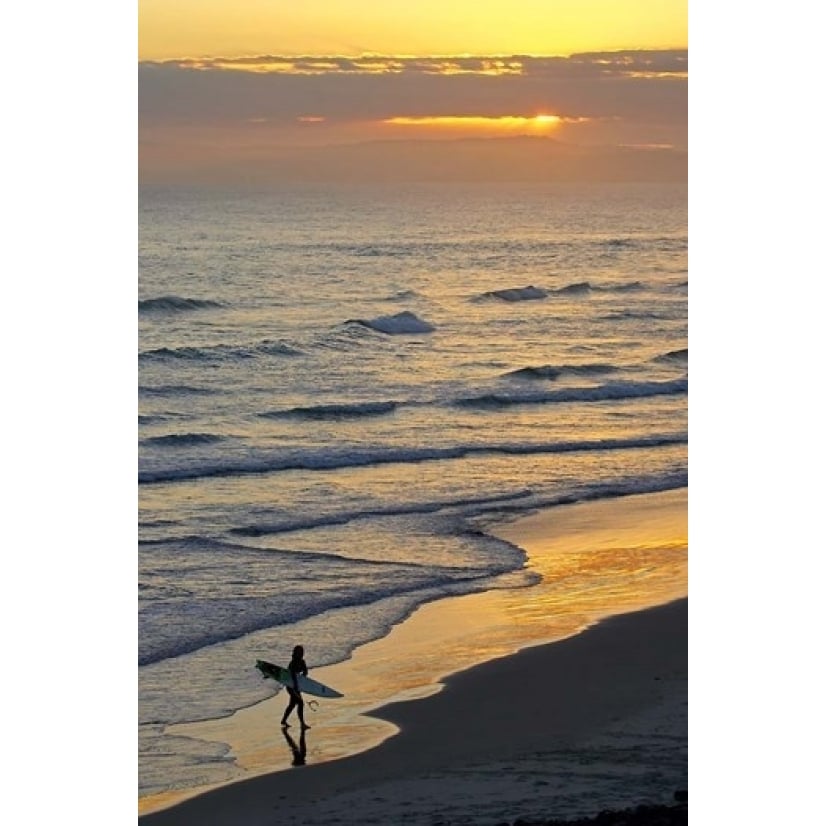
<box><xmin>255</xmin><ymin>659</ymin><xmax>343</xmax><ymax>698</ymax></box>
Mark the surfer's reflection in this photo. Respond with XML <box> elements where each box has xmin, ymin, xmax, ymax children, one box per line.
<box><xmin>281</xmin><ymin>726</ymin><xmax>307</xmax><ymax>766</ymax></box>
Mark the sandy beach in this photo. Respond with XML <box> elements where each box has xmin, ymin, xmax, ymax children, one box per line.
<box><xmin>140</xmin><ymin>489</ymin><xmax>687</xmax><ymax>825</ymax></box>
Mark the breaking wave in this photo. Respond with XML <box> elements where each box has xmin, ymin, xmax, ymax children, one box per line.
<box><xmin>139</xmin><ymin>296</ymin><xmax>223</xmax><ymax>314</ymax></box>
<box><xmin>346</xmin><ymin>311</ymin><xmax>435</xmax><ymax>334</ymax></box>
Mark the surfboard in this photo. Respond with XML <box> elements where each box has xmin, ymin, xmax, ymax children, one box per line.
<box><xmin>255</xmin><ymin>659</ymin><xmax>344</xmax><ymax>698</ymax></box>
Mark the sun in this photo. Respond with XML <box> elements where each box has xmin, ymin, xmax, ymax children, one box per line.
<box><xmin>380</xmin><ymin>114</ymin><xmax>566</xmax><ymax>137</ymax></box>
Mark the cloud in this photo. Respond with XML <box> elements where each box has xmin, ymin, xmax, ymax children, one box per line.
<box><xmin>156</xmin><ymin>55</ymin><xmax>526</xmax><ymax>76</ymax></box>
<box><xmin>138</xmin><ymin>50</ymin><xmax>687</xmax><ymax>182</ymax></box>
<box><xmin>145</xmin><ymin>51</ymin><xmax>687</xmax><ymax>78</ymax></box>
<box><xmin>139</xmin><ymin>50</ymin><xmax>687</xmax><ymax>126</ymax></box>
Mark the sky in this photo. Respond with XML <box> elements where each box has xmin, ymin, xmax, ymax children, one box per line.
<box><xmin>139</xmin><ymin>0</ymin><xmax>686</xmax><ymax>61</ymax></box>
<box><xmin>138</xmin><ymin>0</ymin><xmax>688</xmax><ymax>183</ymax></box>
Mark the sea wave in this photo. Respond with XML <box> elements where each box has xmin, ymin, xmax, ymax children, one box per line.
<box><xmin>349</xmin><ymin>244</ymin><xmax>416</xmax><ymax>258</ymax></box>
<box><xmin>654</xmin><ymin>348</ymin><xmax>688</xmax><ymax>363</ymax></box>
<box><xmin>454</xmin><ymin>377</ymin><xmax>687</xmax><ymax>408</ymax></box>
<box><xmin>143</xmin><ymin>433</ymin><xmax>224</xmax><ymax>447</ymax></box>
<box><xmin>503</xmin><ymin>363</ymin><xmax>619</xmax><ymax>381</ymax></box>
<box><xmin>479</xmin><ymin>285</ymin><xmax>548</xmax><ymax>302</ymax></box>
<box><xmin>230</xmin><ymin>489</ymin><xmax>534</xmax><ymax>537</ymax></box>
<box><xmin>138</xmin><ymin>432</ymin><xmax>686</xmax><ymax>484</ymax></box>
<box><xmin>599</xmin><ymin>310</ymin><xmax>674</xmax><ymax>322</ymax></box>
<box><xmin>139</xmin><ymin>384</ymin><xmax>218</xmax><ymax>397</ymax></box>
<box><xmin>139</xmin><ymin>541</ymin><xmax>506</xmax><ymax>666</ymax></box>
<box><xmin>523</xmin><ymin>471</ymin><xmax>688</xmax><ymax>515</ymax></box>
<box><xmin>611</xmin><ymin>280</ymin><xmax>646</xmax><ymax>291</ymax></box>
<box><xmin>478</xmin><ymin>281</ymin><xmax>647</xmax><ymax>302</ymax></box>
<box><xmin>260</xmin><ymin>401</ymin><xmax>400</xmax><ymax>421</ymax></box>
<box><xmin>553</xmin><ymin>280</ymin><xmax>646</xmax><ymax>295</ymax></box>
<box><xmin>346</xmin><ymin>310</ymin><xmax>435</xmax><ymax>334</ymax></box>
<box><xmin>139</xmin><ymin>339</ymin><xmax>304</xmax><ymax>363</ymax></box>
<box><xmin>553</xmin><ymin>281</ymin><xmax>592</xmax><ymax>295</ymax></box>
<box><xmin>139</xmin><ymin>296</ymin><xmax>223</xmax><ymax>314</ymax></box>
<box><xmin>138</xmin><ymin>472</ymin><xmax>687</xmax><ymax>666</ymax></box>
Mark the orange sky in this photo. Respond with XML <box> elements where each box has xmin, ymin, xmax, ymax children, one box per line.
<box><xmin>139</xmin><ymin>1</ymin><xmax>687</xmax><ymax>61</ymax></box>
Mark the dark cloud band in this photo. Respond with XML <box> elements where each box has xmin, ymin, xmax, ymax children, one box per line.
<box><xmin>140</xmin><ymin>50</ymin><xmax>687</xmax><ymax>126</ymax></box>
<box><xmin>142</xmin><ymin>50</ymin><xmax>687</xmax><ymax>78</ymax></box>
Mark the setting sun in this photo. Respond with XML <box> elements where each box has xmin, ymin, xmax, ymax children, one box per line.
<box><xmin>380</xmin><ymin>114</ymin><xmax>567</xmax><ymax>138</ymax></box>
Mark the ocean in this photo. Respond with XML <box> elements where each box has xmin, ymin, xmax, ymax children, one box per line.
<box><xmin>138</xmin><ymin>182</ymin><xmax>687</xmax><ymax>800</ymax></box>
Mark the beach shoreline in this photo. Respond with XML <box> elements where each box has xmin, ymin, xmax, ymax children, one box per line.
<box><xmin>140</xmin><ymin>488</ymin><xmax>687</xmax><ymax>824</ymax></box>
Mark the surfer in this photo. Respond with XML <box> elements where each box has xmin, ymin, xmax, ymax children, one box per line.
<box><xmin>280</xmin><ymin>645</ymin><xmax>311</xmax><ymax>730</ymax></box>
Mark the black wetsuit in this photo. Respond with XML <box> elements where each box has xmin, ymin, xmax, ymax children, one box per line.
<box><xmin>281</xmin><ymin>655</ymin><xmax>308</xmax><ymax>725</ymax></box>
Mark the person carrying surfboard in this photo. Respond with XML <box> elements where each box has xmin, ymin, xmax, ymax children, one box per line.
<box><xmin>280</xmin><ymin>645</ymin><xmax>311</xmax><ymax>730</ymax></box>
